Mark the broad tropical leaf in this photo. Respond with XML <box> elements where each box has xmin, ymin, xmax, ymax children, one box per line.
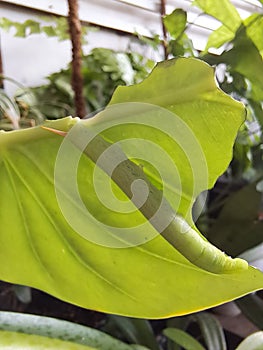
<box><xmin>0</xmin><ymin>58</ymin><xmax>263</xmax><ymax>318</ymax></box>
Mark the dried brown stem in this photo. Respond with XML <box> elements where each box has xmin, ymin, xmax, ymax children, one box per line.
<box><xmin>160</xmin><ymin>0</ymin><xmax>168</xmax><ymax>60</ymax></box>
<box><xmin>0</xmin><ymin>34</ymin><xmax>4</xmax><ymax>89</ymax></box>
<box><xmin>67</xmin><ymin>0</ymin><xmax>86</xmax><ymax>118</ymax></box>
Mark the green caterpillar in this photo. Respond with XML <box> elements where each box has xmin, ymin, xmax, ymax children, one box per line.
<box><xmin>43</xmin><ymin>124</ymin><xmax>248</xmax><ymax>274</ymax></box>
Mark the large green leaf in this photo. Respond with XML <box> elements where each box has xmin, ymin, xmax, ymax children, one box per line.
<box><xmin>0</xmin><ymin>58</ymin><xmax>263</xmax><ymax>318</ymax></box>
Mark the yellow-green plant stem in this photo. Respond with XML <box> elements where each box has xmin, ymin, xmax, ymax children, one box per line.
<box><xmin>43</xmin><ymin>124</ymin><xmax>248</xmax><ymax>274</ymax></box>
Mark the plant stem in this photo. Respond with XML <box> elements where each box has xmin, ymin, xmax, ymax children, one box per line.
<box><xmin>46</xmin><ymin>123</ymin><xmax>248</xmax><ymax>274</ymax></box>
<box><xmin>67</xmin><ymin>0</ymin><xmax>86</xmax><ymax>118</ymax></box>
<box><xmin>0</xmin><ymin>34</ymin><xmax>4</xmax><ymax>89</ymax></box>
<box><xmin>160</xmin><ymin>0</ymin><xmax>168</xmax><ymax>60</ymax></box>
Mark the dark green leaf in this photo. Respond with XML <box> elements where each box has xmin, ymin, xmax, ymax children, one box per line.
<box><xmin>106</xmin><ymin>316</ymin><xmax>160</xmax><ymax>350</ymax></box>
<box><xmin>222</xmin><ymin>27</ymin><xmax>263</xmax><ymax>101</ymax></box>
<box><xmin>235</xmin><ymin>294</ymin><xmax>263</xmax><ymax>329</ymax></box>
<box><xmin>163</xmin><ymin>9</ymin><xmax>187</xmax><ymax>40</ymax></box>
<box><xmin>208</xmin><ymin>183</ymin><xmax>263</xmax><ymax>256</ymax></box>
<box><xmin>190</xmin><ymin>312</ymin><xmax>226</xmax><ymax>350</ymax></box>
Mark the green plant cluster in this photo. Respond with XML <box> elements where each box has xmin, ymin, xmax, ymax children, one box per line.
<box><xmin>0</xmin><ymin>48</ymin><xmax>154</xmax><ymax>125</ymax></box>
<box><xmin>0</xmin><ymin>15</ymin><xmax>91</xmax><ymax>41</ymax></box>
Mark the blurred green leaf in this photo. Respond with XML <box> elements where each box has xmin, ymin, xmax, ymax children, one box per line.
<box><xmin>190</xmin><ymin>312</ymin><xmax>226</xmax><ymax>350</ymax></box>
<box><xmin>204</xmin><ymin>25</ymin><xmax>235</xmax><ymax>52</ymax></box>
<box><xmin>193</xmin><ymin>0</ymin><xmax>241</xmax><ymax>31</ymax></box>
<box><xmin>208</xmin><ymin>182</ymin><xmax>263</xmax><ymax>257</ymax></box>
<box><xmin>0</xmin><ymin>17</ymin><xmax>13</xmax><ymax>31</ymax></box>
<box><xmin>23</xmin><ymin>19</ymin><xmax>41</xmax><ymax>34</ymax></box>
<box><xmin>164</xmin><ymin>328</ymin><xmax>205</xmax><ymax>350</ymax></box>
<box><xmin>105</xmin><ymin>316</ymin><xmax>160</xmax><ymax>350</ymax></box>
<box><xmin>0</xmin><ymin>331</ymin><xmax>95</xmax><ymax>349</ymax></box>
<box><xmin>163</xmin><ymin>9</ymin><xmax>187</xmax><ymax>40</ymax></box>
<box><xmin>135</xmin><ymin>32</ymin><xmax>161</xmax><ymax>50</ymax></box>
<box><xmin>166</xmin><ymin>317</ymin><xmax>190</xmax><ymax>350</ymax></box>
<box><xmin>244</xmin><ymin>14</ymin><xmax>263</xmax><ymax>57</ymax></box>
<box><xmin>235</xmin><ymin>294</ymin><xmax>263</xmax><ymax>330</ymax></box>
<box><xmin>16</xmin><ymin>48</ymin><xmax>153</xmax><ymax>119</ymax></box>
<box><xmin>168</xmin><ymin>34</ymin><xmax>195</xmax><ymax>57</ymax></box>
<box><xmin>222</xmin><ymin>27</ymin><xmax>263</xmax><ymax>101</ymax></box>
<box><xmin>42</xmin><ymin>25</ymin><xmax>57</xmax><ymax>37</ymax></box>
<box><xmin>0</xmin><ymin>311</ymin><xmax>134</xmax><ymax>349</ymax></box>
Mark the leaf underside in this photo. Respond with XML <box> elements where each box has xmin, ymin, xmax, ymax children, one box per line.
<box><xmin>0</xmin><ymin>57</ymin><xmax>262</xmax><ymax>319</ymax></box>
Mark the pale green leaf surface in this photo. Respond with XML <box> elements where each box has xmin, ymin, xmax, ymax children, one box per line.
<box><xmin>0</xmin><ymin>58</ymin><xmax>263</xmax><ymax>318</ymax></box>
<box><xmin>163</xmin><ymin>328</ymin><xmax>205</xmax><ymax>350</ymax></box>
<box><xmin>103</xmin><ymin>58</ymin><xmax>245</xmax><ymax>219</ymax></box>
<box><xmin>204</xmin><ymin>25</ymin><xmax>235</xmax><ymax>52</ymax></box>
<box><xmin>245</xmin><ymin>14</ymin><xmax>263</xmax><ymax>57</ymax></box>
<box><xmin>0</xmin><ymin>330</ymin><xmax>95</xmax><ymax>350</ymax></box>
<box><xmin>193</xmin><ymin>0</ymin><xmax>241</xmax><ymax>31</ymax></box>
